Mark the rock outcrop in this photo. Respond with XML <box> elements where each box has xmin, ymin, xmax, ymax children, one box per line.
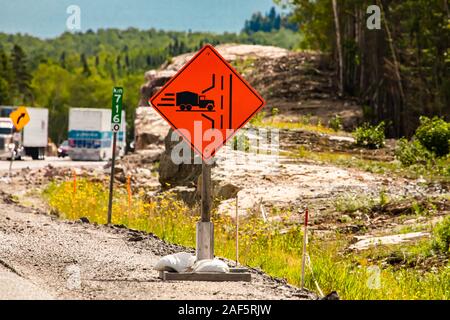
<box><xmin>158</xmin><ymin>129</ymin><xmax>202</xmax><ymax>189</ymax></box>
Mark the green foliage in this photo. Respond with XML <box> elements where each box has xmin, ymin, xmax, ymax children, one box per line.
<box><xmin>249</xmin><ymin>110</ymin><xmax>267</xmax><ymax>126</ymax></box>
<box><xmin>0</xmin><ymin>77</ymin><xmax>10</xmax><ymax>105</ymax></box>
<box><xmin>230</xmin><ymin>132</ymin><xmax>250</xmax><ymax>152</ymax></box>
<box><xmin>328</xmin><ymin>114</ymin><xmax>343</xmax><ymax>132</ymax></box>
<box><xmin>288</xmin><ymin>0</ymin><xmax>334</xmax><ymax>51</ymax></box>
<box><xmin>334</xmin><ymin>189</ymin><xmax>389</xmax><ymax>214</ymax></box>
<box><xmin>270</xmin><ymin>107</ymin><xmax>280</xmax><ymax>117</ymax></box>
<box><xmin>432</xmin><ymin>216</ymin><xmax>450</xmax><ymax>255</ymax></box>
<box><xmin>287</xmin><ymin>0</ymin><xmax>450</xmax><ymax>136</ymax></box>
<box><xmin>334</xmin><ymin>193</ymin><xmax>376</xmax><ymax>214</ymax></box>
<box><xmin>395</xmin><ymin>138</ymin><xmax>433</xmax><ymax>166</ymax></box>
<box><xmin>11</xmin><ymin>44</ymin><xmax>33</xmax><ymax>102</ymax></box>
<box><xmin>395</xmin><ymin>117</ymin><xmax>450</xmax><ymax>181</ymax></box>
<box><xmin>243</xmin><ymin>6</ymin><xmax>298</xmax><ymax>34</ymax></box>
<box><xmin>0</xmin><ymin>45</ymin><xmax>32</xmax><ymax>104</ymax></box>
<box><xmin>415</xmin><ymin>116</ymin><xmax>450</xmax><ymax>157</ymax></box>
<box><xmin>353</xmin><ymin>122</ymin><xmax>385</xmax><ymax>149</ymax></box>
<box><xmin>231</xmin><ymin>58</ymin><xmax>255</xmax><ymax>75</ymax></box>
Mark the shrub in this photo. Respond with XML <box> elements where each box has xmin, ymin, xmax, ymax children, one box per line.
<box><xmin>415</xmin><ymin>116</ymin><xmax>450</xmax><ymax>157</ymax></box>
<box><xmin>432</xmin><ymin>216</ymin><xmax>450</xmax><ymax>255</ymax></box>
<box><xmin>328</xmin><ymin>115</ymin><xmax>343</xmax><ymax>132</ymax></box>
<box><xmin>249</xmin><ymin>110</ymin><xmax>266</xmax><ymax>126</ymax></box>
<box><xmin>231</xmin><ymin>132</ymin><xmax>250</xmax><ymax>152</ymax></box>
<box><xmin>353</xmin><ymin>122</ymin><xmax>385</xmax><ymax>149</ymax></box>
<box><xmin>395</xmin><ymin>138</ymin><xmax>433</xmax><ymax>166</ymax></box>
<box><xmin>270</xmin><ymin>107</ymin><xmax>280</xmax><ymax>117</ymax></box>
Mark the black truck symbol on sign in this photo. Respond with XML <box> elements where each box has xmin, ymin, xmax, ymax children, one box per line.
<box><xmin>176</xmin><ymin>91</ymin><xmax>215</xmax><ymax>111</ymax></box>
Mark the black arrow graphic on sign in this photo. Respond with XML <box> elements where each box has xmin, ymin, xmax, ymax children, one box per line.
<box><xmin>17</xmin><ymin>113</ymin><xmax>25</xmax><ymax>124</ymax></box>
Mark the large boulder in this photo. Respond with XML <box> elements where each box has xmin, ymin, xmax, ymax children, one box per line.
<box><xmin>134</xmin><ymin>107</ymin><xmax>170</xmax><ymax>150</ymax></box>
<box><xmin>158</xmin><ymin>129</ymin><xmax>202</xmax><ymax>189</ymax></box>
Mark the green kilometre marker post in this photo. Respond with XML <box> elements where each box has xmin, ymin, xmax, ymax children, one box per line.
<box><xmin>107</xmin><ymin>87</ymin><xmax>123</xmax><ymax>224</ymax></box>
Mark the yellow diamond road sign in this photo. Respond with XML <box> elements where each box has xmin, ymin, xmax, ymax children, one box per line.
<box><xmin>9</xmin><ymin>106</ymin><xmax>30</xmax><ymax>131</ymax></box>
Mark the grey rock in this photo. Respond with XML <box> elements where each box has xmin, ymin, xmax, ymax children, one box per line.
<box><xmin>167</xmin><ymin>186</ymin><xmax>198</xmax><ymax>205</ymax></box>
<box><xmin>158</xmin><ymin>129</ymin><xmax>202</xmax><ymax>189</ymax></box>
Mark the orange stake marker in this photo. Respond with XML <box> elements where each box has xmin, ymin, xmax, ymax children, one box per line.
<box><xmin>72</xmin><ymin>169</ymin><xmax>77</xmax><ymax>194</ymax></box>
<box><xmin>126</xmin><ymin>174</ymin><xmax>132</xmax><ymax>208</ymax></box>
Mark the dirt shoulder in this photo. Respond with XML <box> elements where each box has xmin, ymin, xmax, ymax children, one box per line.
<box><xmin>0</xmin><ymin>187</ymin><xmax>315</xmax><ymax>300</ymax></box>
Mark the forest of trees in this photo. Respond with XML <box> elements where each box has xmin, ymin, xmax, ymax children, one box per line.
<box><xmin>243</xmin><ymin>6</ymin><xmax>298</xmax><ymax>33</ymax></box>
<box><xmin>286</xmin><ymin>0</ymin><xmax>449</xmax><ymax>137</ymax></box>
<box><xmin>0</xmin><ymin>26</ymin><xmax>300</xmax><ymax>144</ymax></box>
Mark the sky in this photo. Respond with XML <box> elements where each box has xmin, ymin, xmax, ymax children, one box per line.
<box><xmin>0</xmin><ymin>0</ymin><xmax>278</xmax><ymax>39</ymax></box>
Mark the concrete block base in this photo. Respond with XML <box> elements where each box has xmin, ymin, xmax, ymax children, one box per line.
<box><xmin>159</xmin><ymin>270</ymin><xmax>251</xmax><ymax>282</ymax></box>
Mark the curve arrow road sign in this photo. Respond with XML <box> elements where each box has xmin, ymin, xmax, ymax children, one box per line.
<box><xmin>9</xmin><ymin>106</ymin><xmax>30</xmax><ymax>131</ymax></box>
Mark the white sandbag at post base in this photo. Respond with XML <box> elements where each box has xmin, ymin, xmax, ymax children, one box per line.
<box><xmin>154</xmin><ymin>252</ymin><xmax>196</xmax><ymax>273</ymax></box>
<box><xmin>192</xmin><ymin>259</ymin><xmax>230</xmax><ymax>273</ymax></box>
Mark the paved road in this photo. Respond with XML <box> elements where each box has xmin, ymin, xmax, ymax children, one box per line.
<box><xmin>0</xmin><ymin>157</ymin><xmax>107</xmax><ymax>172</ymax></box>
<box><xmin>0</xmin><ymin>265</ymin><xmax>54</xmax><ymax>300</ymax></box>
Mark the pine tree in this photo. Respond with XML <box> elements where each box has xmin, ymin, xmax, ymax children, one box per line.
<box><xmin>0</xmin><ymin>48</ymin><xmax>12</xmax><ymax>104</ymax></box>
<box><xmin>0</xmin><ymin>78</ymin><xmax>10</xmax><ymax>105</ymax></box>
<box><xmin>125</xmin><ymin>54</ymin><xmax>130</xmax><ymax>70</ymax></box>
<box><xmin>60</xmin><ymin>51</ymin><xmax>66</xmax><ymax>69</ymax></box>
<box><xmin>80</xmin><ymin>53</ymin><xmax>91</xmax><ymax>76</ymax></box>
<box><xmin>11</xmin><ymin>44</ymin><xmax>32</xmax><ymax>102</ymax></box>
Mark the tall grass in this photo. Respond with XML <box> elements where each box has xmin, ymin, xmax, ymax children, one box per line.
<box><xmin>43</xmin><ymin>179</ymin><xmax>449</xmax><ymax>300</ymax></box>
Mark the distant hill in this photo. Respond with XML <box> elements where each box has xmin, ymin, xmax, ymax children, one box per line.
<box><xmin>0</xmin><ymin>28</ymin><xmax>301</xmax><ymax>72</ymax></box>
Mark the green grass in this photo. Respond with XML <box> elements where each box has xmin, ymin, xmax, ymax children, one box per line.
<box><xmin>231</xmin><ymin>57</ymin><xmax>256</xmax><ymax>76</ymax></box>
<box><xmin>249</xmin><ymin>113</ymin><xmax>343</xmax><ymax>135</ymax></box>
<box><xmin>286</xmin><ymin>147</ymin><xmax>450</xmax><ymax>183</ymax></box>
<box><xmin>42</xmin><ymin>179</ymin><xmax>450</xmax><ymax>300</ymax></box>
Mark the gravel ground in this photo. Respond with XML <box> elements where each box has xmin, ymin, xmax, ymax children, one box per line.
<box><xmin>0</xmin><ymin>198</ymin><xmax>316</xmax><ymax>300</ymax></box>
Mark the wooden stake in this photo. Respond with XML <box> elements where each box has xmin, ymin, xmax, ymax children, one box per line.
<box><xmin>72</xmin><ymin>169</ymin><xmax>77</xmax><ymax>194</ymax></box>
<box><xmin>196</xmin><ymin>160</ymin><xmax>214</xmax><ymax>260</ymax></box>
<box><xmin>301</xmin><ymin>207</ymin><xmax>309</xmax><ymax>289</ymax></box>
<box><xmin>126</xmin><ymin>174</ymin><xmax>132</xmax><ymax>208</ymax></box>
<box><xmin>201</xmin><ymin>161</ymin><xmax>211</xmax><ymax>222</ymax></box>
<box><xmin>235</xmin><ymin>194</ymin><xmax>239</xmax><ymax>267</ymax></box>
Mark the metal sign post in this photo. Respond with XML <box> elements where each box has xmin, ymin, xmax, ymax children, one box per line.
<box><xmin>107</xmin><ymin>87</ymin><xmax>123</xmax><ymax>225</ymax></box>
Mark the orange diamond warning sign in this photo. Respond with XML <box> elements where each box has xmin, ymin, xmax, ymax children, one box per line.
<box><xmin>149</xmin><ymin>44</ymin><xmax>265</xmax><ymax>160</ymax></box>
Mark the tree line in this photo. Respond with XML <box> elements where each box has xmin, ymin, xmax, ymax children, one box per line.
<box><xmin>0</xmin><ymin>27</ymin><xmax>300</xmax><ymax>144</ymax></box>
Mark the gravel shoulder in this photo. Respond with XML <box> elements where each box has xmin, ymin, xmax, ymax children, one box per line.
<box><xmin>0</xmin><ymin>197</ymin><xmax>315</xmax><ymax>300</ymax></box>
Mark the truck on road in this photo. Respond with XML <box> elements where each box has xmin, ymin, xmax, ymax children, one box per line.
<box><xmin>68</xmin><ymin>108</ymin><xmax>126</xmax><ymax>161</ymax></box>
<box><xmin>176</xmin><ymin>91</ymin><xmax>215</xmax><ymax>111</ymax></box>
<box><xmin>0</xmin><ymin>106</ymin><xmax>48</xmax><ymax>160</ymax></box>
<box><xmin>0</xmin><ymin>117</ymin><xmax>15</xmax><ymax>159</ymax></box>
